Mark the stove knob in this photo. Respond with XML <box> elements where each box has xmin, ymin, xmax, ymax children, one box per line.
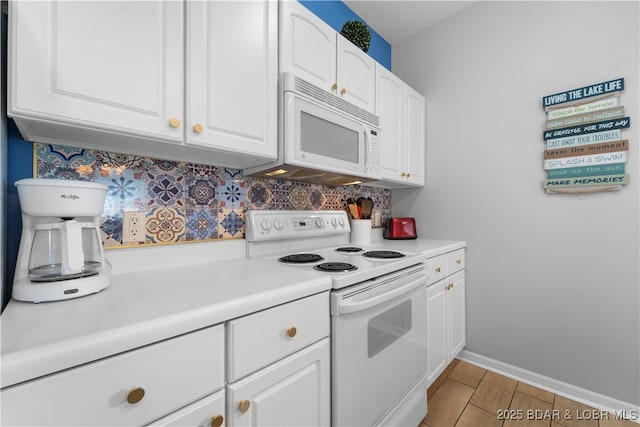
<box><xmin>260</xmin><ymin>218</ymin><xmax>272</xmax><ymax>231</ymax></box>
<box><xmin>330</xmin><ymin>217</ymin><xmax>338</xmax><ymax>227</ymax></box>
<box><xmin>315</xmin><ymin>218</ymin><xmax>324</xmax><ymax>228</ymax></box>
<box><xmin>273</xmin><ymin>219</ymin><xmax>283</xmax><ymax>230</ymax></box>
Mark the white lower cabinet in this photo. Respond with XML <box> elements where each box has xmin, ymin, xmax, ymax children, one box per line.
<box><xmin>226</xmin><ymin>339</ymin><xmax>330</xmax><ymax>427</ymax></box>
<box><xmin>1</xmin><ymin>293</ymin><xmax>331</xmax><ymax>427</ymax></box>
<box><xmin>426</xmin><ymin>250</ymin><xmax>466</xmax><ymax>387</ymax></box>
<box><xmin>226</xmin><ymin>292</ymin><xmax>330</xmax><ymax>427</ymax></box>
<box><xmin>148</xmin><ymin>390</ymin><xmax>225</xmax><ymax>427</ymax></box>
<box><xmin>1</xmin><ymin>325</ymin><xmax>225</xmax><ymax>427</ymax></box>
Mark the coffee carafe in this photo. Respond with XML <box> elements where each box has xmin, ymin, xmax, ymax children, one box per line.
<box><xmin>13</xmin><ymin>178</ymin><xmax>111</xmax><ymax>303</ymax></box>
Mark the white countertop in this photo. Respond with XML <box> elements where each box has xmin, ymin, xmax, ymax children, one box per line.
<box><xmin>1</xmin><ymin>252</ymin><xmax>331</xmax><ymax>388</ymax></box>
<box><xmin>1</xmin><ymin>237</ymin><xmax>464</xmax><ymax>389</ymax></box>
<box><xmin>369</xmin><ymin>229</ymin><xmax>466</xmax><ymax>257</ymax></box>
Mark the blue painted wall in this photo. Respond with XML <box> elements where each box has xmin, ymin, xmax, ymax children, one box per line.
<box><xmin>2</xmin><ymin>1</ymin><xmax>392</xmax><ymax>307</ymax></box>
<box><xmin>299</xmin><ymin>0</ymin><xmax>391</xmax><ymax>69</ymax></box>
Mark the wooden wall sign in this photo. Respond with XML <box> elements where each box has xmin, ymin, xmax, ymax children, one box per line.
<box><xmin>542</xmin><ymin>78</ymin><xmax>629</xmax><ymax>194</ymax></box>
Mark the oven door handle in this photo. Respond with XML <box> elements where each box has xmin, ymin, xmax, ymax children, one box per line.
<box><xmin>335</xmin><ymin>273</ymin><xmax>427</xmax><ymax>315</ymax></box>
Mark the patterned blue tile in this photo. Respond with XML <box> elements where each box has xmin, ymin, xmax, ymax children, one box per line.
<box><xmin>185</xmin><ymin>208</ymin><xmax>218</xmax><ymax>241</ymax></box>
<box><xmin>146</xmin><ymin>172</ymin><xmax>185</xmax><ymax>209</ymax></box>
<box><xmin>185</xmin><ymin>175</ymin><xmax>218</xmax><ymax>209</ymax></box>
<box><xmin>98</xmin><ymin>169</ymin><xmax>145</xmax><ymax>216</ymax></box>
<box><xmin>218</xmin><ymin>208</ymin><xmax>245</xmax><ymax>239</ymax></box>
<box><xmin>245</xmin><ymin>179</ymin><xmax>270</xmax><ymax>209</ymax></box>
<box><xmin>218</xmin><ymin>179</ymin><xmax>245</xmax><ymax>209</ymax></box>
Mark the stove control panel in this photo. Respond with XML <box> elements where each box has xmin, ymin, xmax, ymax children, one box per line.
<box><xmin>246</xmin><ymin>210</ymin><xmax>350</xmax><ymax>241</ymax></box>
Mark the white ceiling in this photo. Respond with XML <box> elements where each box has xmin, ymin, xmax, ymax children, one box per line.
<box><xmin>342</xmin><ymin>1</ymin><xmax>477</xmax><ymax>45</ymax></box>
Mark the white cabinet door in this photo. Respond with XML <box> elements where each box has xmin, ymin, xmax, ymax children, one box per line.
<box><xmin>448</xmin><ymin>271</ymin><xmax>466</xmax><ymax>360</ymax></box>
<box><xmin>9</xmin><ymin>0</ymin><xmax>184</xmax><ymax>142</ymax></box>
<box><xmin>148</xmin><ymin>390</ymin><xmax>225</xmax><ymax>427</ymax></box>
<box><xmin>375</xmin><ymin>65</ymin><xmax>425</xmax><ymax>187</ymax></box>
<box><xmin>280</xmin><ymin>1</ymin><xmax>336</xmax><ymax>93</ymax></box>
<box><xmin>280</xmin><ymin>1</ymin><xmax>375</xmax><ymax>113</ymax></box>
<box><xmin>404</xmin><ymin>85</ymin><xmax>426</xmax><ymax>186</ymax></box>
<box><xmin>426</xmin><ymin>260</ymin><xmax>466</xmax><ymax>388</ymax></box>
<box><xmin>336</xmin><ymin>36</ymin><xmax>376</xmax><ymax>113</ymax></box>
<box><xmin>376</xmin><ymin>64</ymin><xmax>405</xmax><ymax>182</ymax></box>
<box><xmin>187</xmin><ymin>0</ymin><xmax>277</xmax><ymax>160</ymax></box>
<box><xmin>426</xmin><ymin>281</ymin><xmax>448</xmax><ymax>387</ymax></box>
<box><xmin>227</xmin><ymin>339</ymin><xmax>330</xmax><ymax>427</ymax></box>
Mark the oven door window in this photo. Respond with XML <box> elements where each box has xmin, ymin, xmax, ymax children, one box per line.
<box><xmin>368</xmin><ymin>300</ymin><xmax>412</xmax><ymax>358</ymax></box>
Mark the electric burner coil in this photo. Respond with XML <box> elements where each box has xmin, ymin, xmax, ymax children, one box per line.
<box><xmin>278</xmin><ymin>254</ymin><xmax>324</xmax><ymax>264</ymax></box>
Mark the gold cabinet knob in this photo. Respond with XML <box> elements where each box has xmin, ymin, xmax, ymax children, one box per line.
<box><xmin>456</xmin><ymin>259</ymin><xmax>462</xmax><ymax>264</ymax></box>
<box><xmin>169</xmin><ymin>118</ymin><xmax>181</xmax><ymax>128</ymax></box>
<box><xmin>331</xmin><ymin>83</ymin><xmax>338</xmax><ymax>91</ymax></box>
<box><xmin>127</xmin><ymin>387</ymin><xmax>145</xmax><ymax>404</ymax></box>
<box><xmin>193</xmin><ymin>123</ymin><xmax>203</xmax><ymax>133</ymax></box>
<box><xmin>238</xmin><ymin>399</ymin><xmax>251</xmax><ymax>413</ymax></box>
<box><xmin>210</xmin><ymin>414</ymin><xmax>224</xmax><ymax>427</ymax></box>
<box><xmin>286</xmin><ymin>326</ymin><xmax>297</xmax><ymax>338</ymax></box>
<box><xmin>406</xmin><ymin>173</ymin><xmax>411</xmax><ymax>178</ymax></box>
<box><xmin>435</xmin><ymin>267</ymin><xmax>441</xmax><ymax>273</ymax></box>
<box><xmin>340</xmin><ymin>88</ymin><xmax>347</xmax><ymax>95</ymax></box>
<box><xmin>400</xmin><ymin>172</ymin><xmax>406</xmax><ymax>177</ymax></box>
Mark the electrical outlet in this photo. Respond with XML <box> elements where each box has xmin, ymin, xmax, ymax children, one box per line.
<box><xmin>123</xmin><ymin>211</ymin><xmax>146</xmax><ymax>244</ymax></box>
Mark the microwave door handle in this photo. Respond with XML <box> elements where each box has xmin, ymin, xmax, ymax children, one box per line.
<box><xmin>335</xmin><ymin>274</ymin><xmax>427</xmax><ymax>315</ymax></box>
<box><xmin>363</xmin><ymin>128</ymin><xmax>370</xmax><ymax>167</ymax></box>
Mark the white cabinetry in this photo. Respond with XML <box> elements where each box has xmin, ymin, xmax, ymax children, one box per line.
<box><xmin>9</xmin><ymin>1</ymin><xmax>183</xmax><ymax>144</ymax></box>
<box><xmin>280</xmin><ymin>1</ymin><xmax>376</xmax><ymax>113</ymax></box>
<box><xmin>186</xmin><ymin>0</ymin><xmax>277</xmax><ymax>161</ymax></box>
<box><xmin>150</xmin><ymin>391</ymin><xmax>226</xmax><ymax>427</ymax></box>
<box><xmin>426</xmin><ymin>249</ymin><xmax>466</xmax><ymax>387</ymax></box>
<box><xmin>1</xmin><ymin>325</ymin><xmax>226</xmax><ymax>427</ymax></box>
<box><xmin>375</xmin><ymin>64</ymin><xmax>425</xmax><ymax>187</ymax></box>
<box><xmin>226</xmin><ymin>292</ymin><xmax>330</xmax><ymax>427</ymax></box>
<box><xmin>1</xmin><ymin>291</ymin><xmax>331</xmax><ymax>427</ymax></box>
<box><xmin>9</xmin><ymin>0</ymin><xmax>277</xmax><ymax>168</ymax></box>
<box><xmin>227</xmin><ymin>340</ymin><xmax>329</xmax><ymax>427</ymax></box>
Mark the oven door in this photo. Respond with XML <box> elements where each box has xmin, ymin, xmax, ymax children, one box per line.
<box><xmin>331</xmin><ymin>265</ymin><xmax>428</xmax><ymax>427</ymax></box>
<box><xmin>283</xmin><ymin>92</ymin><xmax>367</xmax><ymax>176</ymax></box>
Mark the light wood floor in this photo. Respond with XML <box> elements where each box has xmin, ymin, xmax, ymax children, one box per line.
<box><xmin>420</xmin><ymin>359</ymin><xmax>637</xmax><ymax>427</ymax></box>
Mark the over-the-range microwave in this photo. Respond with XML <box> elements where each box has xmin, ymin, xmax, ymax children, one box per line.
<box><xmin>244</xmin><ymin>72</ymin><xmax>381</xmax><ymax>186</ymax></box>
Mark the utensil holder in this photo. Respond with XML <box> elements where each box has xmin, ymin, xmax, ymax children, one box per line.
<box><xmin>350</xmin><ymin>219</ymin><xmax>372</xmax><ymax>245</ymax></box>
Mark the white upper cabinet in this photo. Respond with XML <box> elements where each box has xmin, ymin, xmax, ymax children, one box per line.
<box><xmin>404</xmin><ymin>85</ymin><xmax>426</xmax><ymax>186</ymax></box>
<box><xmin>280</xmin><ymin>0</ymin><xmax>336</xmax><ymax>92</ymax></box>
<box><xmin>376</xmin><ymin>65</ymin><xmax>405</xmax><ymax>181</ymax></box>
<box><xmin>187</xmin><ymin>0</ymin><xmax>277</xmax><ymax>160</ymax></box>
<box><xmin>375</xmin><ymin>64</ymin><xmax>425</xmax><ymax>187</ymax></box>
<box><xmin>9</xmin><ymin>1</ymin><xmax>184</xmax><ymax>143</ymax></box>
<box><xmin>280</xmin><ymin>1</ymin><xmax>376</xmax><ymax>113</ymax></box>
<box><xmin>9</xmin><ymin>0</ymin><xmax>277</xmax><ymax>168</ymax></box>
<box><xmin>335</xmin><ymin>36</ymin><xmax>376</xmax><ymax>113</ymax></box>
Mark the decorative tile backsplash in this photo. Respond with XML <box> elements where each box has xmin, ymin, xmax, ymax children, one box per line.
<box><xmin>35</xmin><ymin>144</ymin><xmax>392</xmax><ymax>248</ymax></box>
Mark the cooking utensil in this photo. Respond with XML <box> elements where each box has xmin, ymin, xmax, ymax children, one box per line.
<box><xmin>346</xmin><ymin>198</ymin><xmax>360</xmax><ymax>219</ymax></box>
<box><xmin>360</xmin><ymin>197</ymin><xmax>374</xmax><ymax>219</ymax></box>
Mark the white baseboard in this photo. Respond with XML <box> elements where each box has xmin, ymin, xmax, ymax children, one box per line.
<box><xmin>458</xmin><ymin>350</ymin><xmax>640</xmax><ymax>424</ymax></box>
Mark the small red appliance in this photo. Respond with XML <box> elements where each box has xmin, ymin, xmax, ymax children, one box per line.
<box><xmin>383</xmin><ymin>217</ymin><xmax>417</xmax><ymax>240</ymax></box>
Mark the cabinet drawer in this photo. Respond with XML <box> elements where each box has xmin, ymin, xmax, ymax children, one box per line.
<box><xmin>1</xmin><ymin>325</ymin><xmax>224</xmax><ymax>427</ymax></box>
<box><xmin>426</xmin><ymin>254</ymin><xmax>448</xmax><ymax>285</ymax></box>
<box><xmin>227</xmin><ymin>292</ymin><xmax>329</xmax><ymax>382</ymax></box>
<box><xmin>448</xmin><ymin>249</ymin><xmax>465</xmax><ymax>274</ymax></box>
<box><xmin>148</xmin><ymin>389</ymin><xmax>225</xmax><ymax>427</ymax></box>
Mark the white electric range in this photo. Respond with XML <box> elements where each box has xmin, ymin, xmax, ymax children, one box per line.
<box><xmin>246</xmin><ymin>210</ymin><xmax>429</xmax><ymax>427</ymax></box>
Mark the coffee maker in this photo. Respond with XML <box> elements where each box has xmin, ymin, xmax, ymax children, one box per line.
<box><xmin>13</xmin><ymin>178</ymin><xmax>111</xmax><ymax>303</ymax></box>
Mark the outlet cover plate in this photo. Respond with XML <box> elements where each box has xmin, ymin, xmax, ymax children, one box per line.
<box><xmin>123</xmin><ymin>211</ymin><xmax>146</xmax><ymax>243</ymax></box>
